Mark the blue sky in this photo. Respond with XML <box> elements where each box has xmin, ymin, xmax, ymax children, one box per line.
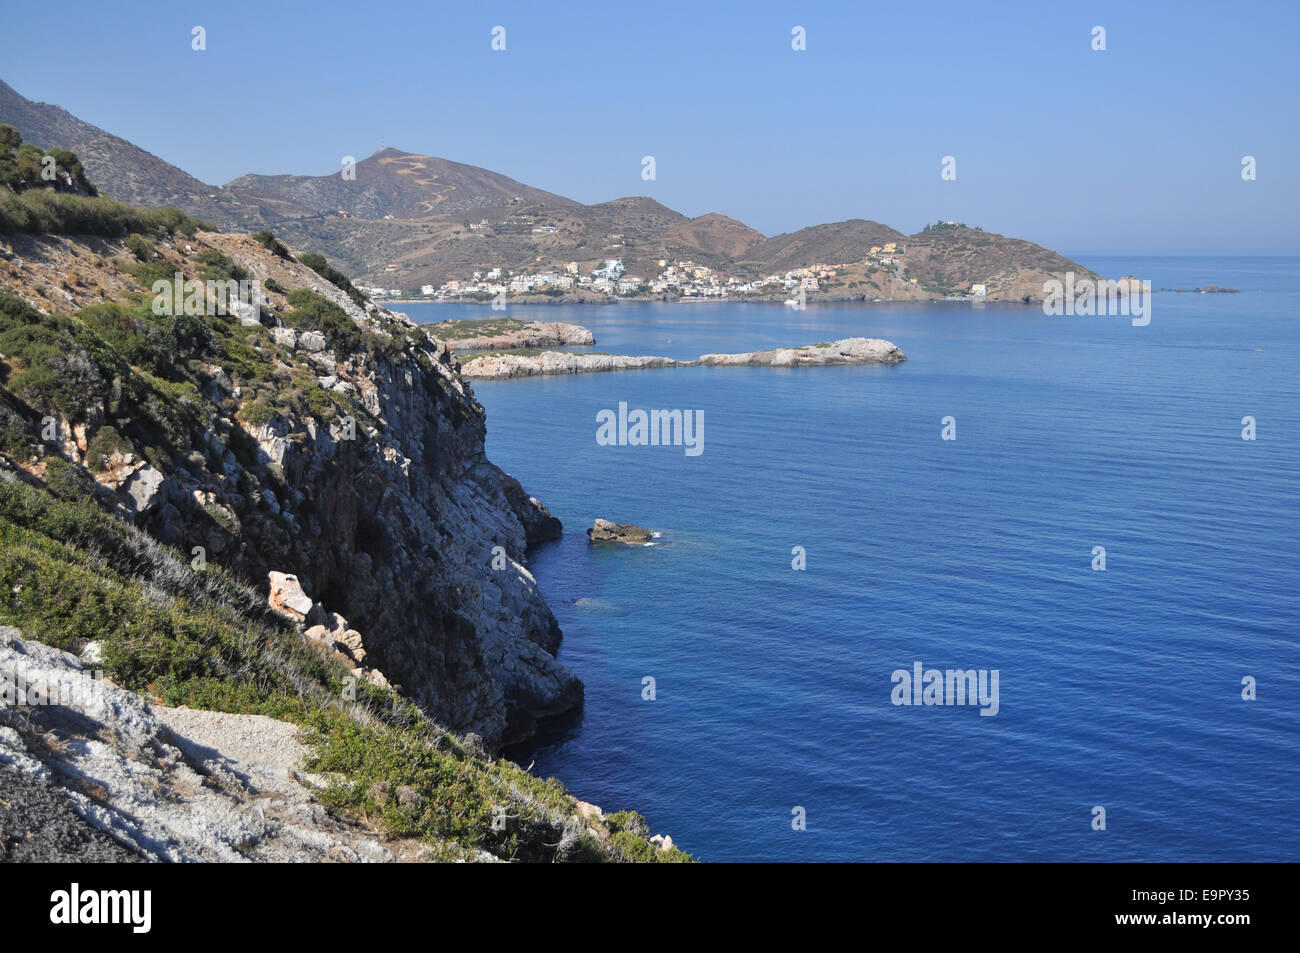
<box><xmin>2</xmin><ymin>0</ymin><xmax>1296</xmax><ymax>250</ymax></box>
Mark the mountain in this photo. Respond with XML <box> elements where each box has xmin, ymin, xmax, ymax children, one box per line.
<box><xmin>658</xmin><ymin>213</ymin><xmax>765</xmax><ymax>259</ymax></box>
<box><xmin>903</xmin><ymin>223</ymin><xmax>1099</xmax><ymax>299</ymax></box>
<box><xmin>0</xmin><ymin>78</ymin><xmax>209</xmax><ymax>209</ymax></box>
<box><xmin>225</xmin><ymin>148</ymin><xmax>580</xmax><ymax>220</ymax></box>
<box><xmin>741</xmin><ymin>219</ymin><xmax>908</xmax><ymax>271</ymax></box>
<box><xmin>0</xmin><ymin>78</ymin><xmax>317</xmax><ymax>226</ymax></box>
<box><xmin>1</xmin><ymin>76</ymin><xmax>1098</xmax><ymax>299</ymax></box>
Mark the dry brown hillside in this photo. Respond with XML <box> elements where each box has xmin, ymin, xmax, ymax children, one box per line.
<box><xmin>902</xmin><ymin>224</ymin><xmax>1101</xmax><ymax>301</ymax></box>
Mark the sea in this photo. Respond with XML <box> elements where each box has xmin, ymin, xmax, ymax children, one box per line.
<box><xmin>396</xmin><ymin>254</ymin><xmax>1299</xmax><ymax>861</ymax></box>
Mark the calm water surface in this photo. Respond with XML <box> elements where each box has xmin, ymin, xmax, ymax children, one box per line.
<box><xmin>401</xmin><ymin>254</ymin><xmax>1298</xmax><ymax>861</ymax></box>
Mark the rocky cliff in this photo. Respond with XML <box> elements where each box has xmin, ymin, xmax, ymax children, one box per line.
<box><xmin>0</xmin><ymin>226</ymin><xmax>579</xmax><ymax>751</ymax></box>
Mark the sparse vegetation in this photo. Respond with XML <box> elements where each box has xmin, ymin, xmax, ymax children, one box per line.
<box><xmin>282</xmin><ymin>287</ymin><xmax>363</xmax><ymax>353</ymax></box>
<box><xmin>0</xmin><ymin>479</ymin><xmax>688</xmax><ymax>862</ymax></box>
<box><xmin>0</xmin><ymin>185</ymin><xmax>692</xmax><ymax>861</ymax></box>
<box><xmin>0</xmin><ymin>189</ymin><xmax>211</xmax><ymax>238</ymax></box>
<box><xmin>298</xmin><ymin>252</ymin><xmax>367</xmax><ymax>308</ymax></box>
<box><xmin>252</xmin><ymin>230</ymin><xmax>292</xmax><ymax>259</ymax></box>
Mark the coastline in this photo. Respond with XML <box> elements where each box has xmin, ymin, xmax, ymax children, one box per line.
<box><xmin>457</xmin><ymin>337</ymin><xmax>907</xmax><ymax>379</ymax></box>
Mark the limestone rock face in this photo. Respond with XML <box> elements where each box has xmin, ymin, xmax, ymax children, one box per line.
<box><xmin>0</xmin><ymin>628</ymin><xmax>393</xmax><ymax>862</ymax></box>
<box><xmin>587</xmin><ymin>519</ymin><xmax>654</xmax><ymax>545</ymax></box>
<box><xmin>14</xmin><ymin>235</ymin><xmax>576</xmax><ymax>752</ymax></box>
<box><xmin>298</xmin><ymin>330</ymin><xmax>327</xmax><ymax>353</ymax></box>
<box><xmin>502</xmin><ymin>473</ymin><xmax>563</xmax><ymax>545</ymax></box>
<box><xmin>268</xmin><ymin>571</ymin><xmax>314</xmax><ymax>623</ymax></box>
<box><xmin>120</xmin><ymin>463</ymin><xmax>164</xmax><ymax>514</ymax></box>
<box><xmin>205</xmin><ymin>307</ymin><xmax>583</xmax><ymax>750</ymax></box>
<box><xmin>216</xmin><ymin>279</ymin><xmax>580</xmax><ymax>750</ymax></box>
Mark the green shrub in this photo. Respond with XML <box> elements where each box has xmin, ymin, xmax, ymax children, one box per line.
<box><xmin>125</xmin><ymin>233</ymin><xmax>154</xmax><ymax>262</ymax></box>
<box><xmin>77</xmin><ymin>301</ymin><xmax>212</xmax><ymax>381</ymax></box>
<box><xmin>252</xmin><ymin>230</ymin><xmax>292</xmax><ymax>259</ymax></box>
<box><xmin>85</xmin><ymin>425</ymin><xmax>133</xmax><ymax>470</ymax></box>
<box><xmin>237</xmin><ymin>401</ymin><xmax>276</xmax><ymax>428</ymax></box>
<box><xmin>196</xmin><ymin>249</ymin><xmax>248</xmax><ymax>283</ymax></box>
<box><xmin>42</xmin><ymin>456</ymin><xmax>97</xmax><ymax>502</ymax></box>
<box><xmin>283</xmin><ymin>288</ymin><xmax>362</xmax><ymax>353</ymax></box>
<box><xmin>0</xmin><ymin>190</ymin><xmax>210</xmax><ymax>238</ymax></box>
<box><xmin>0</xmin><ymin>402</ymin><xmax>31</xmax><ymax>455</ymax></box>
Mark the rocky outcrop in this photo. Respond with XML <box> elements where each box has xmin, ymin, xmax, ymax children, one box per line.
<box><xmin>501</xmin><ymin>473</ymin><xmax>563</xmax><ymax>545</ymax></box>
<box><xmin>461</xmin><ymin>337</ymin><xmax>906</xmax><ymax>379</ymax></box>
<box><xmin>0</xmin><ymin>628</ymin><xmax>395</xmax><ymax>862</ymax></box>
<box><xmin>202</xmin><ymin>278</ymin><xmax>585</xmax><ymax>749</ymax></box>
<box><xmin>461</xmin><ymin>350</ymin><xmax>681</xmax><ymax>379</ymax></box>
<box><xmin>0</xmin><ymin>231</ymin><xmax>580</xmax><ymax>751</ymax></box>
<box><xmin>433</xmin><ymin>320</ymin><xmax>596</xmax><ymax>351</ymax></box>
<box><xmin>587</xmin><ymin>519</ymin><xmax>654</xmax><ymax>545</ymax></box>
<box><xmin>268</xmin><ymin>570</ymin><xmax>315</xmax><ymax>623</ymax></box>
<box><xmin>268</xmin><ymin>571</ymin><xmax>390</xmax><ymax>688</ymax></box>
<box><xmin>696</xmin><ymin>337</ymin><xmax>906</xmax><ymax>366</ymax></box>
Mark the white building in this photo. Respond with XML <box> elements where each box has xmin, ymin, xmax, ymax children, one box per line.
<box><xmin>592</xmin><ymin>259</ymin><xmax>625</xmax><ymax>279</ymax></box>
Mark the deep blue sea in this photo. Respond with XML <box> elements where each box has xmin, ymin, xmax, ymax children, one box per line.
<box><xmin>400</xmin><ymin>254</ymin><xmax>1299</xmax><ymax>861</ymax></box>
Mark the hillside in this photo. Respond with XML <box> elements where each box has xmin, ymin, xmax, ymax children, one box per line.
<box><xmin>902</xmin><ymin>222</ymin><xmax>1100</xmax><ymax>300</ymax></box>
<box><xmin>1</xmin><ymin>77</ymin><xmax>1099</xmax><ymax>299</ymax></box>
<box><xmin>0</xmin><ymin>142</ymin><xmax>689</xmax><ymax>858</ymax></box>
<box><xmin>657</xmin><ymin>213</ymin><xmax>765</xmax><ymax>259</ymax></box>
<box><xmin>0</xmin><ymin>79</ymin><xmax>211</xmax><ymax>209</ymax></box>
<box><xmin>226</xmin><ymin>148</ymin><xmax>580</xmax><ymax>220</ymax></box>
<box><xmin>0</xmin><ymin>79</ymin><xmax>317</xmax><ymax>227</ymax></box>
<box><xmin>741</xmin><ymin>219</ymin><xmax>908</xmax><ymax>272</ymax></box>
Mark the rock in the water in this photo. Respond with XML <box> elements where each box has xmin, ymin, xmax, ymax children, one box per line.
<box><xmin>458</xmin><ymin>337</ymin><xmax>905</xmax><ymax>378</ymax></box>
<box><xmin>587</xmin><ymin>518</ymin><xmax>653</xmax><ymax>545</ymax></box>
<box><xmin>461</xmin><ymin>351</ymin><xmax>679</xmax><ymax>379</ymax></box>
<box><xmin>696</xmin><ymin>337</ymin><xmax>905</xmax><ymax>367</ymax></box>
<box><xmin>432</xmin><ymin>319</ymin><xmax>595</xmax><ymax>351</ymax></box>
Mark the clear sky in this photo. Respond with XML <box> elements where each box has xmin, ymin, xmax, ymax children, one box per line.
<box><xmin>2</xmin><ymin>0</ymin><xmax>1296</xmax><ymax>251</ymax></box>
